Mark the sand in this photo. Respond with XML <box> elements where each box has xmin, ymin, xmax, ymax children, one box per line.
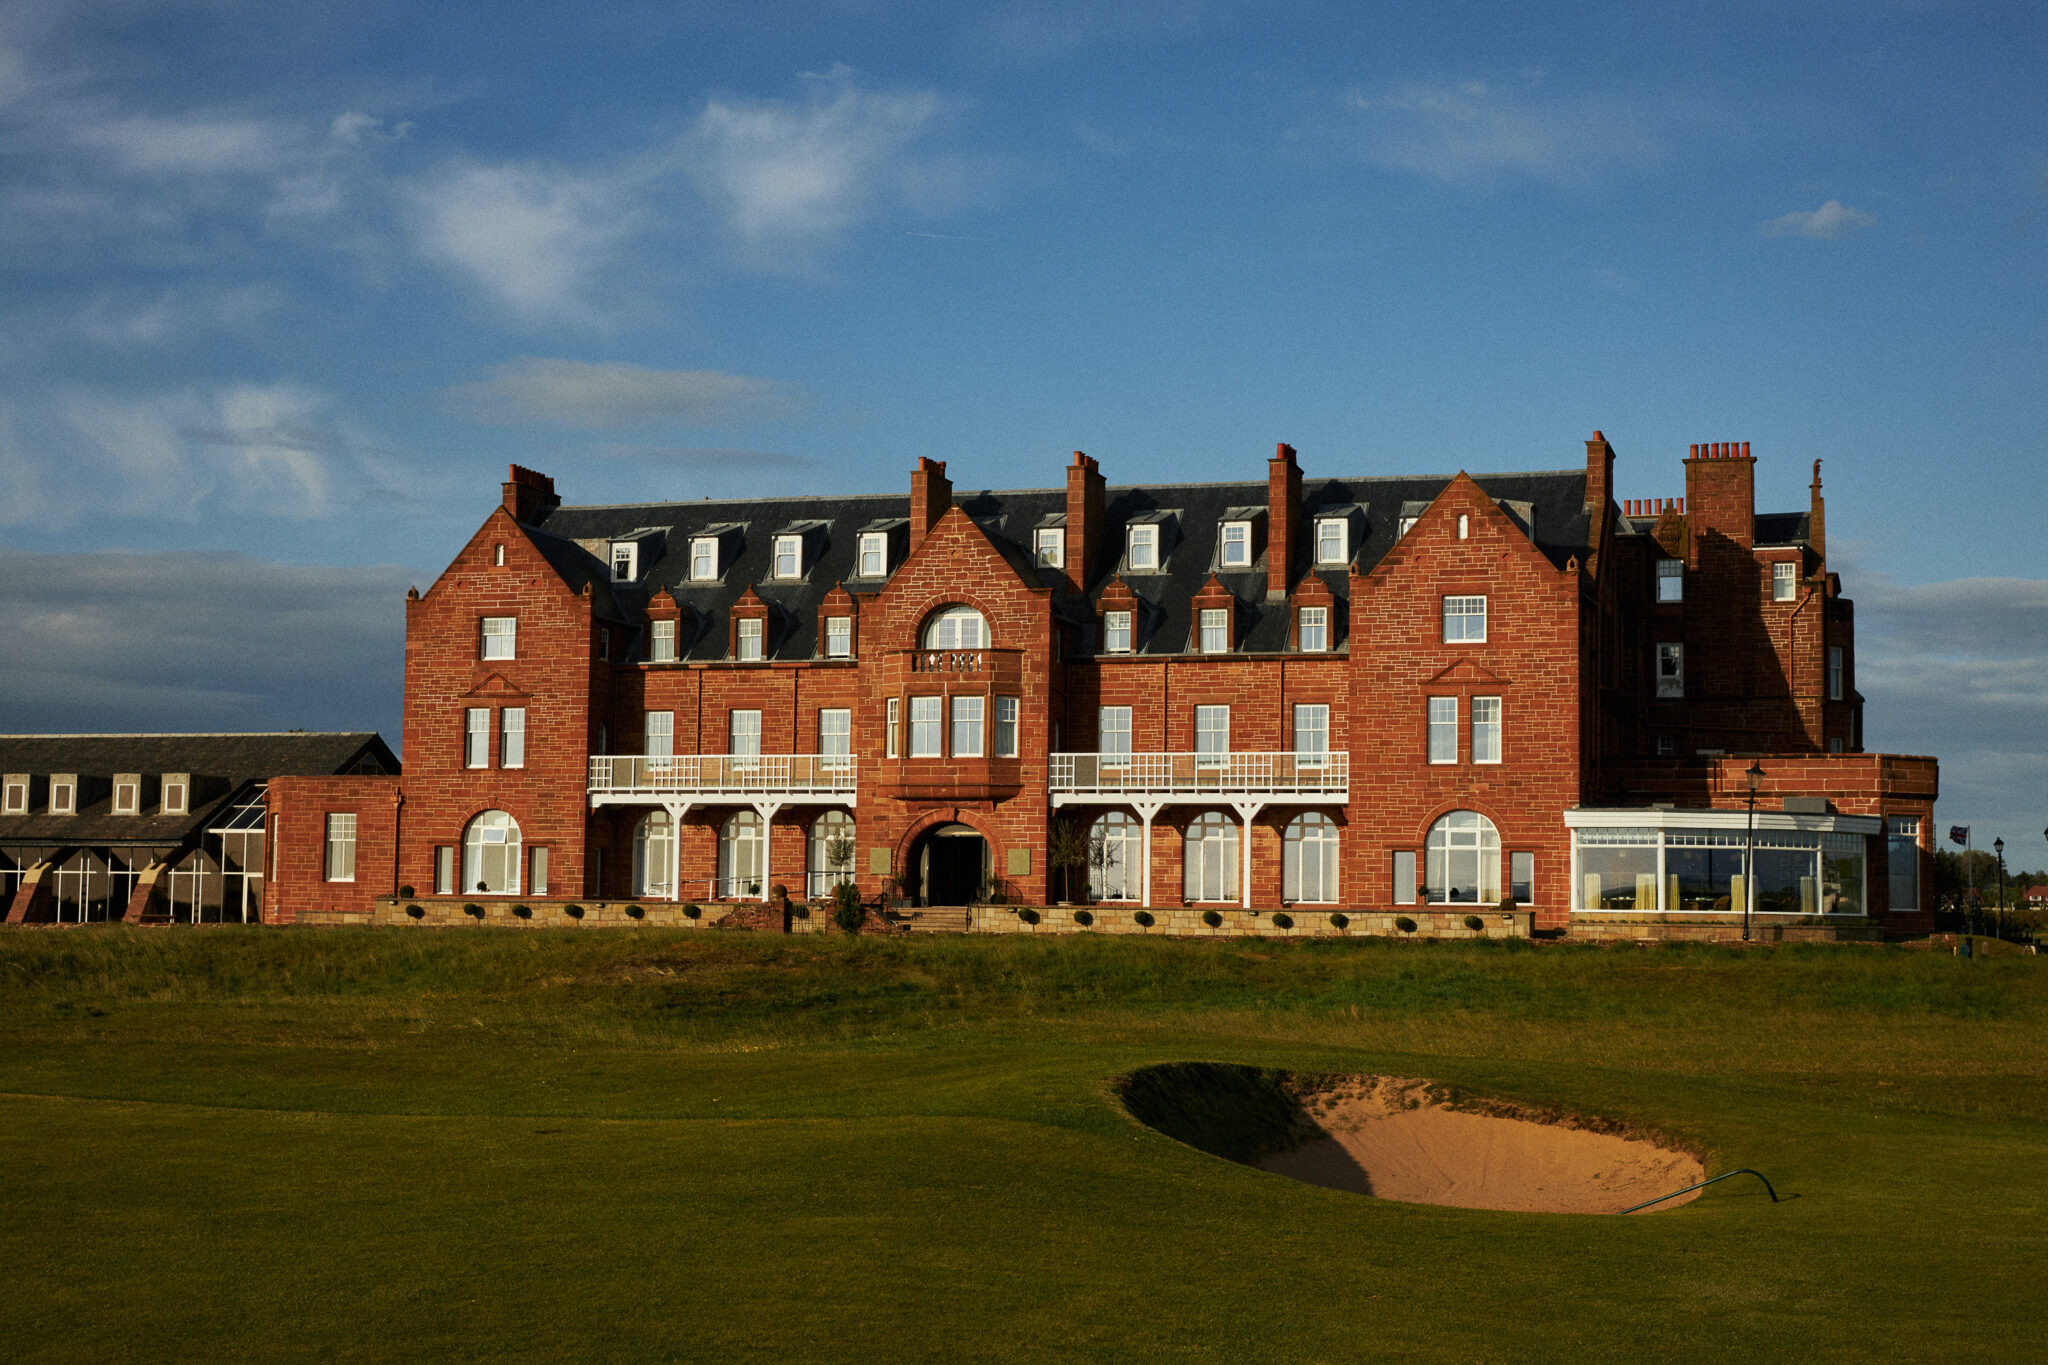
<box><xmin>1259</xmin><ymin>1077</ymin><xmax>1704</xmax><ymax>1214</ymax></box>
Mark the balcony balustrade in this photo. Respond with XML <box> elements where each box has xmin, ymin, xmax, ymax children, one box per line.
<box><xmin>1048</xmin><ymin>751</ymin><xmax>1349</xmax><ymax>803</ymax></box>
<box><xmin>588</xmin><ymin>754</ymin><xmax>856</xmax><ymax>804</ymax></box>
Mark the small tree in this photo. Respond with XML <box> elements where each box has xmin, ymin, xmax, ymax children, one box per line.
<box><xmin>832</xmin><ymin>880</ymin><xmax>864</xmax><ymax>933</ymax></box>
<box><xmin>1048</xmin><ymin>819</ymin><xmax>1089</xmax><ymax>903</ymax></box>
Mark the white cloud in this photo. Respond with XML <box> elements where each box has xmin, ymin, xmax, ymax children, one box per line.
<box><xmin>1344</xmin><ymin>79</ymin><xmax>1666</xmax><ymax>185</ymax></box>
<box><xmin>441</xmin><ymin>358</ymin><xmax>810</xmax><ymax>429</ymax></box>
<box><xmin>70</xmin><ymin>110</ymin><xmax>302</xmax><ymax>176</ymax></box>
<box><xmin>1762</xmin><ymin>199</ymin><xmax>1875</xmax><ymax>240</ymax></box>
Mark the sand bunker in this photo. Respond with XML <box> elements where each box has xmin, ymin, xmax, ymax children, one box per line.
<box><xmin>1260</xmin><ymin>1076</ymin><xmax>1704</xmax><ymax>1214</ymax></box>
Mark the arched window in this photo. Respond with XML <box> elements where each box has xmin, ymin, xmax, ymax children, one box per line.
<box><xmin>633</xmin><ymin>810</ymin><xmax>674</xmax><ymax>899</ymax></box>
<box><xmin>1183</xmin><ymin>811</ymin><xmax>1239</xmax><ymax>902</ymax></box>
<box><xmin>1425</xmin><ymin>810</ymin><xmax>1500</xmax><ymax>904</ymax></box>
<box><xmin>463</xmin><ymin>810</ymin><xmax>522</xmax><ymax>895</ymax></box>
<box><xmin>719</xmin><ymin>810</ymin><xmax>764</xmax><ymax>899</ymax></box>
<box><xmin>1284</xmin><ymin>812</ymin><xmax>1340</xmax><ymax>904</ymax></box>
<box><xmin>808</xmin><ymin>810</ymin><xmax>856</xmax><ymax>898</ymax></box>
<box><xmin>1089</xmin><ymin>811</ymin><xmax>1142</xmax><ymax>902</ymax></box>
<box><xmin>921</xmin><ymin>605</ymin><xmax>988</xmax><ymax>650</ymax></box>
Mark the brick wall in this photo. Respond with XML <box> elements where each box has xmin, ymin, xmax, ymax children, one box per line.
<box><xmin>266</xmin><ymin>775</ymin><xmax>399</xmax><ymax>922</ymax></box>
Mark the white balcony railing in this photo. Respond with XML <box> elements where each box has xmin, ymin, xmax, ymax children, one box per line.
<box><xmin>589</xmin><ymin>754</ymin><xmax>857</xmax><ymax>801</ymax></box>
<box><xmin>1048</xmin><ymin>751</ymin><xmax>1349</xmax><ymax>801</ymax></box>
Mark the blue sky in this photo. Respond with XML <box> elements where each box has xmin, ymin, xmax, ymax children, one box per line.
<box><xmin>2</xmin><ymin>0</ymin><xmax>2044</xmax><ymax>860</ymax></box>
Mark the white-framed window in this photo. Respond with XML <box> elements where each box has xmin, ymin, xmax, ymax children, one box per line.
<box><xmin>1035</xmin><ymin>528</ymin><xmax>1065</xmax><ymax>568</ymax></box>
<box><xmin>162</xmin><ymin>776</ymin><xmax>187</xmax><ymax>816</ymax></box>
<box><xmin>910</xmin><ymin>697</ymin><xmax>943</xmax><ymax>757</ymax></box>
<box><xmin>1471</xmin><ymin>696</ymin><xmax>1501</xmax><ymax>764</ymax></box>
<box><xmin>1392</xmin><ymin>850</ymin><xmax>1418</xmax><ymax>905</ymax></box>
<box><xmin>1183</xmin><ymin>812</ymin><xmax>1239</xmax><ymax>902</ymax></box>
<box><xmin>691</xmin><ymin>538</ymin><xmax>719</xmax><ymax>581</ymax></box>
<box><xmin>1293</xmin><ymin>704</ymin><xmax>1329</xmax><ymax>765</ymax></box>
<box><xmin>463</xmin><ymin>810</ymin><xmax>522</xmax><ymax>895</ymax></box>
<box><xmin>1089</xmin><ymin>811</ymin><xmax>1142</xmax><ymax>902</ymax></box>
<box><xmin>858</xmin><ymin>533</ymin><xmax>887</xmax><ymax>577</ymax></box>
<box><xmin>1398</xmin><ymin>516</ymin><xmax>1417</xmax><ymax>538</ymax></box>
<box><xmin>1315</xmin><ymin>518</ymin><xmax>1347</xmax><ymax>565</ymax></box>
<box><xmin>729</xmin><ymin>709</ymin><xmax>762</xmax><ymax>757</ymax></box>
<box><xmin>493</xmin><ymin>544</ymin><xmax>505</xmax><ymax>567</ymax></box>
<box><xmin>1220</xmin><ymin>522</ymin><xmax>1251</xmax><ymax>568</ymax></box>
<box><xmin>465</xmin><ymin>708</ymin><xmax>490</xmax><ymax>768</ymax></box>
<box><xmin>886</xmin><ymin>698</ymin><xmax>900</xmax><ymax>758</ymax></box>
<box><xmin>1457</xmin><ymin>514</ymin><xmax>1470</xmax><ymax>540</ymax></box>
<box><xmin>718</xmin><ymin>810</ymin><xmax>763</xmax><ymax>899</ymax></box>
<box><xmin>1127</xmin><ymin>524</ymin><xmax>1159</xmax><ymax>570</ymax></box>
<box><xmin>649</xmin><ymin>619</ymin><xmax>677</xmax><ymax>663</ymax></box>
<box><xmin>1199</xmin><ymin>608</ymin><xmax>1229</xmax><ymax>653</ymax></box>
<box><xmin>530</xmin><ymin>846</ymin><xmax>548</xmax><ymax>897</ymax></box>
<box><xmin>995</xmin><ymin>697</ymin><xmax>1019</xmax><ymax>758</ymax></box>
<box><xmin>1442</xmin><ymin>595</ymin><xmax>1487</xmax><ymax>643</ymax></box>
<box><xmin>1887</xmin><ymin>816</ymin><xmax>1920</xmax><ymax>913</ymax></box>
<box><xmin>820</xmin><ymin>709</ymin><xmax>852</xmax><ymax>768</ymax></box>
<box><xmin>633</xmin><ymin>810</ymin><xmax>675</xmax><ymax>898</ymax></box>
<box><xmin>1195</xmin><ymin>705</ymin><xmax>1230</xmax><ymax>767</ymax></box>
<box><xmin>1298</xmin><ymin>605</ymin><xmax>1327</xmax><ymax>652</ymax></box>
<box><xmin>923</xmin><ymin>606</ymin><xmax>987</xmax><ymax>650</ymax></box>
<box><xmin>611</xmin><ymin>542</ymin><xmax>637</xmax><ymax>582</ymax></box>
<box><xmin>1772</xmin><ymin>561</ymin><xmax>1797</xmax><ymax>602</ymax></box>
<box><xmin>774</xmin><ymin>535</ymin><xmax>802</xmax><ymax>579</ymax></box>
<box><xmin>1</xmin><ymin>778</ymin><xmax>25</xmax><ymax>814</ymax></box>
<box><xmin>1425</xmin><ymin>810</ymin><xmax>1501</xmax><ymax>904</ymax></box>
<box><xmin>1657</xmin><ymin>558</ymin><xmax>1683</xmax><ymax>603</ymax></box>
<box><xmin>1510</xmin><ymin>850</ymin><xmax>1534</xmax><ymax>904</ymax></box>
<box><xmin>952</xmin><ymin>695</ymin><xmax>985</xmax><ymax>757</ymax></box>
<box><xmin>501</xmin><ymin>707</ymin><xmax>526</xmax><ymax>769</ymax></box>
<box><xmin>1427</xmin><ymin>697</ymin><xmax>1458</xmax><ymax>764</ymax></box>
<box><xmin>1103</xmin><ymin>610</ymin><xmax>1133</xmax><ymax>653</ymax></box>
<box><xmin>825</xmin><ymin>616</ymin><xmax>852</xmax><ymax>658</ymax></box>
<box><xmin>50</xmin><ymin>776</ymin><xmax>75</xmax><ymax>815</ymax></box>
<box><xmin>737</xmin><ymin>618</ymin><xmax>763</xmax><ymax>661</ymax></box>
<box><xmin>645</xmin><ymin>710</ymin><xmax>674</xmax><ymax>759</ymax></box>
<box><xmin>1656</xmin><ymin>643</ymin><xmax>1684</xmax><ymax>698</ymax></box>
<box><xmin>434</xmin><ymin>845</ymin><xmax>455</xmax><ymax>896</ymax></box>
<box><xmin>1100</xmin><ymin>706</ymin><xmax>1132</xmax><ymax>761</ymax></box>
<box><xmin>1828</xmin><ymin>646</ymin><xmax>1844</xmax><ymax>701</ymax></box>
<box><xmin>1284</xmin><ymin>812</ymin><xmax>1339</xmax><ymax>903</ymax></box>
<box><xmin>112</xmin><ymin>777</ymin><xmax>139</xmax><ymax>815</ymax></box>
<box><xmin>324</xmin><ymin>813</ymin><xmax>357</xmax><ymax>882</ymax></box>
<box><xmin>481</xmin><ymin>616</ymin><xmax>516</xmax><ymax>660</ymax></box>
<box><xmin>808</xmin><ymin>810</ymin><xmax>857</xmax><ymax>898</ymax></box>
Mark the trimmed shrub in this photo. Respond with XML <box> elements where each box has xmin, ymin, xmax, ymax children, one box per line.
<box><xmin>832</xmin><ymin>882</ymin><xmax>864</xmax><ymax>934</ymax></box>
<box><xmin>398</xmin><ymin>884</ymin><xmax>415</xmax><ymax>899</ymax></box>
<box><xmin>1395</xmin><ymin>915</ymin><xmax>1417</xmax><ymax>934</ymax></box>
<box><xmin>463</xmin><ymin>903</ymin><xmax>484</xmax><ymax>919</ymax></box>
<box><xmin>1271</xmin><ymin>912</ymin><xmax>1293</xmax><ymax>930</ymax></box>
<box><xmin>405</xmin><ymin>904</ymin><xmax>425</xmax><ymax>920</ymax></box>
<box><xmin>1134</xmin><ymin>910</ymin><xmax>1155</xmax><ymax>927</ymax></box>
<box><xmin>1328</xmin><ymin>912</ymin><xmax>1349</xmax><ymax>929</ymax></box>
<box><xmin>1463</xmin><ymin>914</ymin><xmax>1485</xmax><ymax>931</ymax></box>
<box><xmin>625</xmin><ymin>904</ymin><xmax>645</xmax><ymax>920</ymax></box>
<box><xmin>1202</xmin><ymin>910</ymin><xmax>1223</xmax><ymax>928</ymax></box>
<box><xmin>563</xmin><ymin>904</ymin><xmax>584</xmax><ymax>920</ymax></box>
<box><xmin>681</xmin><ymin>904</ymin><xmax>700</xmax><ymax>919</ymax></box>
<box><xmin>1017</xmin><ymin>909</ymin><xmax>1041</xmax><ymax>926</ymax></box>
<box><xmin>1074</xmin><ymin>909</ymin><xmax>1094</xmax><ymax>927</ymax></box>
<box><xmin>512</xmin><ymin>905</ymin><xmax>532</xmax><ymax>919</ymax></box>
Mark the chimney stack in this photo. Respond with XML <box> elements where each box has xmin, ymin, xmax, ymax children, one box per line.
<box><xmin>1267</xmin><ymin>442</ymin><xmax>1302</xmax><ymax>599</ymax></box>
<box><xmin>1683</xmin><ymin>439</ymin><xmax>1755</xmax><ymax>549</ymax></box>
<box><xmin>1064</xmin><ymin>451</ymin><xmax>1104</xmax><ymax>595</ymax></box>
<box><xmin>502</xmin><ymin>464</ymin><xmax>559</xmax><ymax>523</ymax></box>
<box><xmin>909</xmin><ymin>456</ymin><xmax>952</xmax><ymax>552</ymax></box>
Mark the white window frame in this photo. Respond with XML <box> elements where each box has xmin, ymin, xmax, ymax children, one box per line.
<box><xmin>1772</xmin><ymin>561</ymin><xmax>1797</xmax><ymax>602</ymax></box>
<box><xmin>1284</xmin><ymin>812</ymin><xmax>1340</xmax><ymax>904</ymax></box>
<box><xmin>645</xmin><ymin>710</ymin><xmax>674</xmax><ymax>759</ymax></box>
<box><xmin>819</xmin><ymin>709</ymin><xmax>852</xmax><ymax>768</ymax></box>
<box><xmin>463</xmin><ymin>810</ymin><xmax>522</xmax><ymax>897</ymax></box>
<box><xmin>1220</xmin><ymin>522</ymin><xmax>1251</xmax><ymax>568</ymax></box>
<box><xmin>737</xmin><ymin>618</ymin><xmax>764</xmax><ymax>662</ymax></box>
<box><xmin>162</xmin><ymin>776</ymin><xmax>187</xmax><ymax>815</ymax></box>
<box><xmin>1100</xmin><ymin>706</ymin><xmax>1132</xmax><ymax>763</ymax></box>
<box><xmin>1194</xmin><ymin>705</ymin><xmax>1230</xmax><ymax>768</ymax></box>
<box><xmin>112</xmin><ymin>777</ymin><xmax>139</xmax><ymax>816</ymax></box>
<box><xmin>465</xmin><ymin>708</ymin><xmax>490</xmax><ymax>768</ymax></box>
<box><xmin>1035</xmin><ymin>528</ymin><xmax>1065</xmax><ymax>568</ymax></box>
<box><xmin>1657</xmin><ymin>558</ymin><xmax>1683</xmax><ymax>603</ymax></box>
<box><xmin>886</xmin><ymin>698</ymin><xmax>900</xmax><ymax>758</ymax></box>
<box><xmin>434</xmin><ymin>845</ymin><xmax>455</xmax><ymax>896</ymax></box>
<box><xmin>649</xmin><ymin>619</ymin><xmax>677</xmax><ymax>663</ymax></box>
<box><xmin>1298</xmin><ymin>605</ymin><xmax>1327</xmax><ymax>653</ymax></box>
<box><xmin>858</xmin><ymin>533</ymin><xmax>887</xmax><ymax>578</ymax></box>
<box><xmin>923</xmin><ymin>606</ymin><xmax>988</xmax><ymax>651</ymax></box>
<box><xmin>1427</xmin><ymin>697</ymin><xmax>1458</xmax><ymax>764</ymax></box>
<box><xmin>1199</xmin><ymin>608</ymin><xmax>1229</xmax><ymax>654</ymax></box>
<box><xmin>825</xmin><ymin>616</ymin><xmax>852</xmax><ymax>658</ymax></box>
<box><xmin>1398</xmin><ymin>516</ymin><xmax>1417</xmax><ymax>538</ymax></box>
<box><xmin>2</xmin><ymin>779</ymin><xmax>25</xmax><ymax>815</ymax></box>
<box><xmin>1425</xmin><ymin>810</ymin><xmax>1502</xmax><ymax>905</ymax></box>
<box><xmin>691</xmin><ymin>537</ymin><xmax>719</xmax><ymax>581</ymax></box>
<box><xmin>1886</xmin><ymin>817</ymin><xmax>1921</xmax><ymax>913</ymax></box>
<box><xmin>774</xmin><ymin>534</ymin><xmax>803</xmax><ymax>579</ymax></box>
<box><xmin>1183</xmin><ymin>812</ymin><xmax>1239</xmax><ymax>902</ymax></box>
<box><xmin>729</xmin><ymin>709</ymin><xmax>762</xmax><ymax>758</ymax></box>
<box><xmin>1656</xmin><ymin>643</ymin><xmax>1685</xmax><ymax>699</ymax></box>
<box><xmin>1471</xmin><ymin>696</ymin><xmax>1502</xmax><ymax>765</ymax></box>
<box><xmin>481</xmin><ymin>616</ymin><xmax>516</xmax><ymax>660</ymax></box>
<box><xmin>324</xmin><ymin>813</ymin><xmax>357</xmax><ymax>883</ymax></box>
<box><xmin>1442</xmin><ymin>595</ymin><xmax>1487</xmax><ymax>643</ymax></box>
<box><xmin>530</xmin><ymin>846</ymin><xmax>549</xmax><ymax>897</ymax></box>
<box><xmin>1392</xmin><ymin>849</ymin><xmax>1418</xmax><ymax>905</ymax></box>
<box><xmin>952</xmin><ymin>695</ymin><xmax>985</xmax><ymax>758</ymax></box>
<box><xmin>1510</xmin><ymin>850</ymin><xmax>1535</xmax><ymax>904</ymax></box>
<box><xmin>1103</xmin><ymin>610</ymin><xmax>1133</xmax><ymax>654</ymax></box>
<box><xmin>995</xmin><ymin>696</ymin><xmax>1019</xmax><ymax>758</ymax></box>
<box><xmin>501</xmin><ymin>707</ymin><xmax>526</xmax><ymax>769</ymax></box>
<box><xmin>1293</xmin><ymin>704</ymin><xmax>1329</xmax><ymax>766</ymax></box>
<box><xmin>1126</xmin><ymin>524</ymin><xmax>1159</xmax><ymax>571</ymax></box>
<box><xmin>1315</xmin><ymin>518</ymin><xmax>1347</xmax><ymax>566</ymax></box>
<box><xmin>610</xmin><ymin>542</ymin><xmax>637</xmax><ymax>583</ymax></box>
<box><xmin>910</xmin><ymin>697</ymin><xmax>943</xmax><ymax>757</ymax></box>
<box><xmin>50</xmin><ymin>777</ymin><xmax>76</xmax><ymax>815</ymax></box>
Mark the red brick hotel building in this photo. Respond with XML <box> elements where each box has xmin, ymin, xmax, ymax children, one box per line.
<box><xmin>266</xmin><ymin>432</ymin><xmax>1937</xmax><ymax>939</ymax></box>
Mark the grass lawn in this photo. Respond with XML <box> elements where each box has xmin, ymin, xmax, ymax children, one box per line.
<box><xmin>2</xmin><ymin>928</ymin><xmax>2043</xmax><ymax>1363</ymax></box>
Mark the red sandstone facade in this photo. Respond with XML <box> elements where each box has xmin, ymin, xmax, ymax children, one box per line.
<box><xmin>265</xmin><ymin>433</ymin><xmax>1938</xmax><ymax>938</ymax></box>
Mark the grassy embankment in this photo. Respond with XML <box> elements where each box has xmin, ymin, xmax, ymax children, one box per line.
<box><xmin>2</xmin><ymin>928</ymin><xmax>2043</xmax><ymax>1363</ymax></box>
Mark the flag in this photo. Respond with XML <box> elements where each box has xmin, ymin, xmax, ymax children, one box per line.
<box><xmin>1949</xmin><ymin>825</ymin><xmax>1970</xmax><ymax>846</ymax></box>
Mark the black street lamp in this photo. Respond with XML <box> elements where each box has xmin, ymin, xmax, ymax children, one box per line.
<box><xmin>1742</xmin><ymin>760</ymin><xmax>1765</xmax><ymax>944</ymax></box>
<box><xmin>1994</xmin><ymin>837</ymin><xmax>2006</xmax><ymax>942</ymax></box>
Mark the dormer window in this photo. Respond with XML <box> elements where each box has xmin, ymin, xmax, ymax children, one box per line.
<box><xmin>1127</xmin><ymin>525</ymin><xmax>1159</xmax><ymax>571</ymax></box>
<box><xmin>1298</xmin><ymin>606</ymin><xmax>1328</xmax><ymax>652</ymax></box>
<box><xmin>1315</xmin><ymin>518</ymin><xmax>1348</xmax><ymax>565</ymax></box>
<box><xmin>1035</xmin><ymin>528</ymin><xmax>1064</xmax><ymax>568</ymax></box>
<box><xmin>162</xmin><ymin>775</ymin><xmax>188</xmax><ymax>815</ymax></box>
<box><xmin>1220</xmin><ymin>522</ymin><xmax>1252</xmax><ymax>568</ymax></box>
<box><xmin>1398</xmin><ymin>517</ymin><xmax>1417</xmax><ymax>538</ymax></box>
<box><xmin>774</xmin><ymin>535</ymin><xmax>803</xmax><ymax>579</ymax></box>
<box><xmin>611</xmin><ymin>542</ymin><xmax>638</xmax><ymax>582</ymax></box>
<box><xmin>858</xmin><ymin>533</ymin><xmax>888</xmax><ymax>577</ymax></box>
<box><xmin>649</xmin><ymin>619</ymin><xmax>677</xmax><ymax>663</ymax></box>
<box><xmin>50</xmin><ymin>775</ymin><xmax>76</xmax><ymax>816</ymax></box>
<box><xmin>1103</xmin><ymin>610</ymin><xmax>1133</xmax><ymax>653</ymax></box>
<box><xmin>1772</xmin><ymin>561</ymin><xmax>1797</xmax><ymax>602</ymax></box>
<box><xmin>825</xmin><ymin>616</ymin><xmax>852</xmax><ymax>658</ymax></box>
<box><xmin>2</xmin><ymin>776</ymin><xmax>26</xmax><ymax>814</ymax></box>
<box><xmin>1199</xmin><ymin>609</ymin><xmax>1229</xmax><ymax>653</ymax></box>
<box><xmin>113</xmin><ymin>775</ymin><xmax>140</xmax><ymax>815</ymax></box>
<box><xmin>691</xmin><ymin>537</ymin><xmax>719</xmax><ymax>581</ymax></box>
<box><xmin>737</xmin><ymin>618</ymin><xmax>763</xmax><ymax>662</ymax></box>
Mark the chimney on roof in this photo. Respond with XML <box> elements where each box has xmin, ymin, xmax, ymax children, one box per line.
<box><xmin>1683</xmin><ymin>439</ymin><xmax>1755</xmax><ymax>549</ymax></box>
<box><xmin>909</xmin><ymin>456</ymin><xmax>952</xmax><ymax>552</ymax></box>
<box><xmin>1267</xmin><ymin>442</ymin><xmax>1302</xmax><ymax>599</ymax></box>
<box><xmin>502</xmin><ymin>464</ymin><xmax>559</xmax><ymax>523</ymax></box>
<box><xmin>1809</xmin><ymin>458</ymin><xmax>1826</xmax><ymax>564</ymax></box>
<box><xmin>1064</xmin><ymin>451</ymin><xmax>1104</xmax><ymax>595</ymax></box>
<box><xmin>1585</xmin><ymin>430</ymin><xmax>1615</xmax><ymax>515</ymax></box>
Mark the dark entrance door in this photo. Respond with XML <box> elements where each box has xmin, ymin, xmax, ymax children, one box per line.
<box><xmin>923</xmin><ymin>828</ymin><xmax>988</xmax><ymax>906</ymax></box>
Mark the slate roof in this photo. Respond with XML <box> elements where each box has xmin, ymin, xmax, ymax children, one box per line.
<box><xmin>533</xmin><ymin>468</ymin><xmax>1600</xmax><ymax>661</ymax></box>
<box><xmin>1616</xmin><ymin>510</ymin><xmax>1812</xmax><ymax>548</ymax></box>
<box><xmin>0</xmin><ymin>732</ymin><xmax>397</xmax><ymax>847</ymax></box>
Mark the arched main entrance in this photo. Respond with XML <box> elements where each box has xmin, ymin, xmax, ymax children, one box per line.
<box><xmin>914</xmin><ymin>823</ymin><xmax>989</xmax><ymax>906</ymax></box>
